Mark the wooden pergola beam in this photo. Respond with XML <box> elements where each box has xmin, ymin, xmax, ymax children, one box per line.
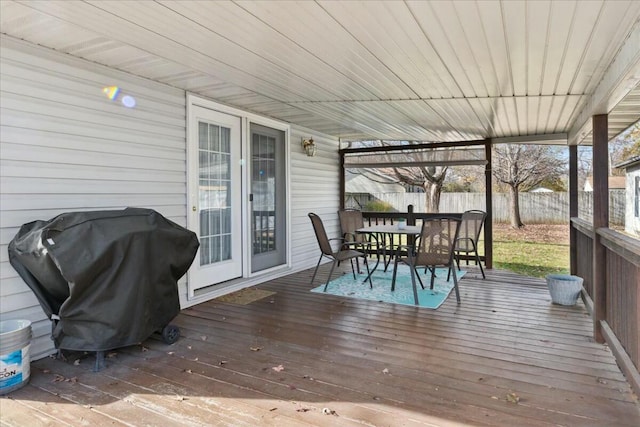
<box><xmin>339</xmin><ymin>139</ymin><xmax>486</xmax><ymax>154</ymax></box>
<box><xmin>338</xmin><ymin>137</ymin><xmax>494</xmax><ymax>270</ymax></box>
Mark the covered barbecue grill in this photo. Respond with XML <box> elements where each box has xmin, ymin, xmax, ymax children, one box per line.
<box><xmin>8</xmin><ymin>208</ymin><xmax>199</xmax><ymax>361</ymax></box>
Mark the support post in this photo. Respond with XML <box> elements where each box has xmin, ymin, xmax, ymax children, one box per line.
<box><xmin>592</xmin><ymin>114</ymin><xmax>609</xmax><ymax>343</ymax></box>
<box><xmin>407</xmin><ymin>204</ymin><xmax>415</xmax><ymax>226</ymax></box>
<box><xmin>484</xmin><ymin>139</ymin><xmax>493</xmax><ymax>269</ymax></box>
<box><xmin>569</xmin><ymin>145</ymin><xmax>578</xmax><ymax>275</ymax></box>
<box><xmin>407</xmin><ymin>205</ymin><xmax>416</xmax><ymax>247</ymax></box>
<box><xmin>339</xmin><ymin>150</ymin><xmax>345</xmax><ymax>210</ymax></box>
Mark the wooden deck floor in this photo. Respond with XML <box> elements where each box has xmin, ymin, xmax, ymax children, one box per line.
<box><xmin>3</xmin><ymin>266</ymin><xmax>639</xmax><ymax>426</ymax></box>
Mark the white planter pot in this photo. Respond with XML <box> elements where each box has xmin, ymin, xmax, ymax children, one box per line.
<box><xmin>545</xmin><ymin>274</ymin><xmax>583</xmax><ymax>306</ymax></box>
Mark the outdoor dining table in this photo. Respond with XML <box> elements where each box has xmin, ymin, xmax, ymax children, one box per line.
<box><xmin>356</xmin><ymin>224</ymin><xmax>422</xmax><ymax>284</ymax></box>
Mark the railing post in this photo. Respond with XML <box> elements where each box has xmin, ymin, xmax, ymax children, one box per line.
<box><xmin>339</xmin><ymin>150</ymin><xmax>345</xmax><ymax>210</ymax></box>
<box><xmin>407</xmin><ymin>204</ymin><xmax>415</xmax><ymax>226</ymax></box>
<box><xmin>569</xmin><ymin>145</ymin><xmax>578</xmax><ymax>275</ymax></box>
<box><xmin>407</xmin><ymin>205</ymin><xmax>415</xmax><ymax>247</ymax></box>
<box><xmin>592</xmin><ymin>114</ymin><xmax>609</xmax><ymax>343</ymax></box>
<box><xmin>484</xmin><ymin>138</ymin><xmax>493</xmax><ymax>269</ymax></box>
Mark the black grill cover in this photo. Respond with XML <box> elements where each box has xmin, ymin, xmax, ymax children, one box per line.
<box><xmin>8</xmin><ymin>208</ymin><xmax>199</xmax><ymax>352</ymax></box>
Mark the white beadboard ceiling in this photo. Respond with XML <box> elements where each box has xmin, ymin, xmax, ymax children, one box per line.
<box><xmin>1</xmin><ymin>0</ymin><xmax>639</xmax><ymax>145</ymax></box>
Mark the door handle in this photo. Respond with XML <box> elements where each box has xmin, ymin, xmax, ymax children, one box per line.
<box><xmin>192</xmin><ymin>206</ymin><xmax>197</xmax><ymax>212</ymax></box>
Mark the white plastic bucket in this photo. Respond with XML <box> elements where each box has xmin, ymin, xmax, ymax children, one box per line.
<box><xmin>546</xmin><ymin>274</ymin><xmax>583</xmax><ymax>306</ymax></box>
<box><xmin>0</xmin><ymin>319</ymin><xmax>32</xmax><ymax>395</ymax></box>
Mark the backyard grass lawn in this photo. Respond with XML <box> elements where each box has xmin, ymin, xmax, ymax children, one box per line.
<box><xmin>492</xmin><ymin>224</ymin><xmax>570</xmax><ymax>278</ymax></box>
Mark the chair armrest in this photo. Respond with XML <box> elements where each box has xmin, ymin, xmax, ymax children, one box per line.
<box><xmin>394</xmin><ymin>243</ymin><xmax>415</xmax><ymax>257</ymax></box>
<box><xmin>342</xmin><ymin>232</ymin><xmax>357</xmax><ymax>241</ymax></box>
<box><xmin>454</xmin><ymin>237</ymin><xmax>477</xmax><ymax>251</ymax></box>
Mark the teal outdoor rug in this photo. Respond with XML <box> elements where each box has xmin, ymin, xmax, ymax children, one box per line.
<box><xmin>310</xmin><ymin>264</ymin><xmax>466</xmax><ymax>309</ymax></box>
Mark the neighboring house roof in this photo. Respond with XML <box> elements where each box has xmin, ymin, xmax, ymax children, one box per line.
<box><xmin>614</xmin><ymin>155</ymin><xmax>640</xmax><ymax>170</ymax></box>
<box><xmin>345</xmin><ymin>170</ymin><xmax>405</xmax><ymax>194</ymax></box>
<box><xmin>584</xmin><ymin>176</ymin><xmax>626</xmax><ymax>191</ymax></box>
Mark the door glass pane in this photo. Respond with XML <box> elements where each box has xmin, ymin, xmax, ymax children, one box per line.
<box><xmin>221</xmin><ymin>127</ymin><xmax>230</xmax><ymax>153</ymax></box>
<box><xmin>252</xmin><ymin>133</ymin><xmax>276</xmax><ymax>255</ymax></box>
<box><xmin>198</xmin><ymin>123</ymin><xmax>208</xmax><ymax>149</ymax></box>
<box><xmin>199</xmin><ymin>121</ymin><xmax>232</xmax><ymax>266</ymax></box>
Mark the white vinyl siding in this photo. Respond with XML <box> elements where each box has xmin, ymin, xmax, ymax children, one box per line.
<box><xmin>0</xmin><ymin>36</ymin><xmax>187</xmax><ymax>359</ymax></box>
<box><xmin>1</xmin><ymin>36</ymin><xmax>342</xmax><ymax>359</ymax></box>
<box><xmin>289</xmin><ymin>126</ymin><xmax>341</xmax><ymax>270</ymax></box>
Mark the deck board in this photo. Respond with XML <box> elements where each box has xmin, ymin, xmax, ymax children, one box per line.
<box><xmin>2</xmin><ymin>266</ymin><xmax>639</xmax><ymax>426</ymax></box>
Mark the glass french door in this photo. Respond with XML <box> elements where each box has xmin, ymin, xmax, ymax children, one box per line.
<box><xmin>188</xmin><ymin>106</ymin><xmax>242</xmax><ymax>293</ymax></box>
<box><xmin>250</xmin><ymin>123</ymin><xmax>286</xmax><ymax>272</ymax></box>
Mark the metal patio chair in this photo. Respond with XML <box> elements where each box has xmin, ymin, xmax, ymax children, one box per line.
<box><xmin>338</xmin><ymin>209</ymin><xmax>373</xmax><ymax>272</ymax></box>
<box><xmin>391</xmin><ymin>217</ymin><xmax>462</xmax><ymax>305</ymax></box>
<box><xmin>308</xmin><ymin>213</ymin><xmax>372</xmax><ymax>292</ymax></box>
<box><xmin>450</xmin><ymin>210</ymin><xmax>487</xmax><ymax>279</ymax></box>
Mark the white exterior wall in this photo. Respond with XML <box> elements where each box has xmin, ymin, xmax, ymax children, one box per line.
<box><xmin>0</xmin><ymin>36</ymin><xmax>341</xmax><ymax>359</ymax></box>
<box><xmin>289</xmin><ymin>126</ymin><xmax>341</xmax><ymax>270</ymax></box>
<box><xmin>625</xmin><ymin>165</ymin><xmax>640</xmax><ymax>236</ymax></box>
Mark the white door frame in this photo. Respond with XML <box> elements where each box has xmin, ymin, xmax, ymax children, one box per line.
<box><xmin>187</xmin><ymin>105</ymin><xmax>242</xmax><ymax>296</ymax></box>
<box><xmin>186</xmin><ymin>94</ymin><xmax>291</xmax><ymax>299</ymax></box>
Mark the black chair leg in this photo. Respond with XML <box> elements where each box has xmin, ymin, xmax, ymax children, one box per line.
<box><xmin>413</xmin><ymin>267</ymin><xmax>425</xmax><ymax>289</ymax></box>
<box><xmin>451</xmin><ymin>264</ymin><xmax>460</xmax><ymax>303</ymax></box>
<box><xmin>391</xmin><ymin>258</ymin><xmax>399</xmax><ymax>291</ymax></box>
<box><xmin>323</xmin><ymin>260</ymin><xmax>338</xmax><ymax>292</ymax></box>
<box><xmin>475</xmin><ymin>251</ymin><xmax>486</xmax><ymax>279</ymax></box>
<box><xmin>409</xmin><ymin>261</ymin><xmax>419</xmax><ymax>305</ymax></box>
<box><xmin>362</xmin><ymin>256</ymin><xmax>373</xmax><ymax>288</ymax></box>
<box><xmin>310</xmin><ymin>255</ymin><xmax>323</xmax><ymax>285</ymax></box>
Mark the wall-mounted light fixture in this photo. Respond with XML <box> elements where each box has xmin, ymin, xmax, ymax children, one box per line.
<box><xmin>302</xmin><ymin>137</ymin><xmax>316</xmax><ymax>157</ymax></box>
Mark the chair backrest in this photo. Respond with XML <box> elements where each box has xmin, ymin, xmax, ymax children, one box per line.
<box><xmin>338</xmin><ymin>209</ymin><xmax>366</xmax><ymax>243</ymax></box>
<box><xmin>414</xmin><ymin>217</ymin><xmax>461</xmax><ymax>267</ymax></box>
<box><xmin>308</xmin><ymin>213</ymin><xmax>334</xmax><ymax>256</ymax></box>
<box><xmin>456</xmin><ymin>210</ymin><xmax>486</xmax><ymax>251</ymax></box>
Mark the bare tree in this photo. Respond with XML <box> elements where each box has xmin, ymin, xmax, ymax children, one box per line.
<box><xmin>388</xmin><ymin>164</ymin><xmax>448</xmax><ymax>212</ymax></box>
<box><xmin>347</xmin><ymin>140</ymin><xmax>474</xmax><ymax>212</ymax></box>
<box><xmin>577</xmin><ymin>121</ymin><xmax>639</xmax><ymax>184</ymax></box>
<box><xmin>492</xmin><ymin>144</ymin><xmax>566</xmax><ymax>228</ymax></box>
<box><xmin>577</xmin><ymin>145</ymin><xmax>593</xmax><ymax>190</ymax></box>
<box><xmin>376</xmin><ymin>141</ymin><xmax>450</xmax><ymax>212</ymax></box>
<box><xmin>611</xmin><ymin>121</ymin><xmax>640</xmax><ymax>174</ymax></box>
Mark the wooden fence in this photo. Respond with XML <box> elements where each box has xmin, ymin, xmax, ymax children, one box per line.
<box><xmin>347</xmin><ymin>191</ymin><xmax>625</xmax><ymax>225</ymax></box>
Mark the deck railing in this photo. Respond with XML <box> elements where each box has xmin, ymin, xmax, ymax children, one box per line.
<box><xmin>572</xmin><ymin>218</ymin><xmax>595</xmax><ymax>304</ymax></box>
<box><xmin>571</xmin><ymin>217</ymin><xmax>640</xmax><ymax>394</ymax></box>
